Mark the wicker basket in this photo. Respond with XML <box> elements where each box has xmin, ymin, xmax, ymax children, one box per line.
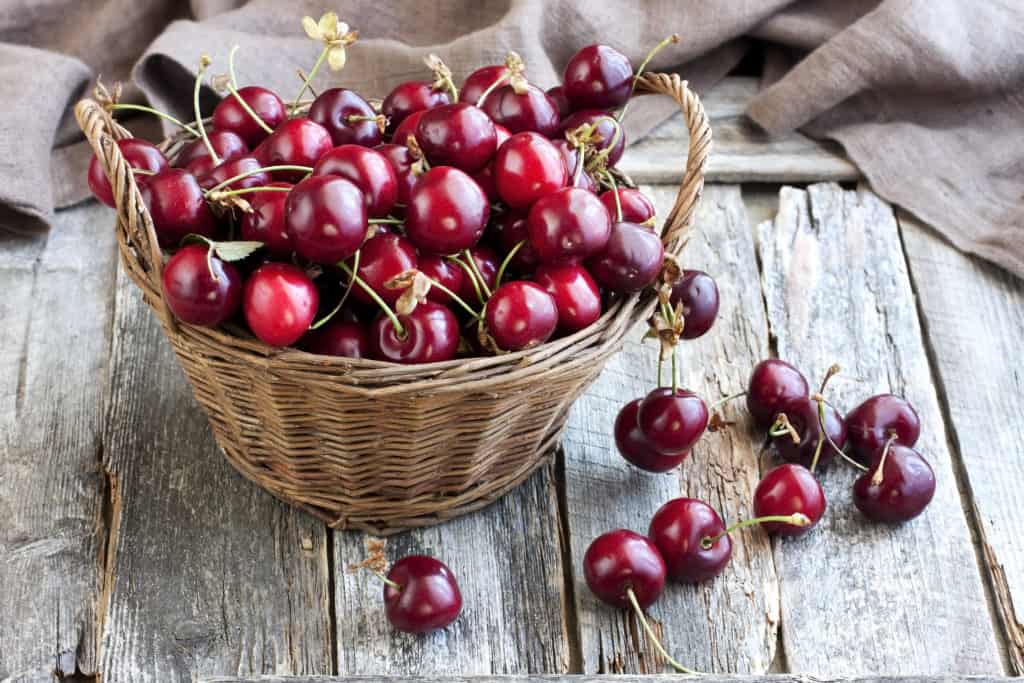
<box><xmin>74</xmin><ymin>72</ymin><xmax>710</xmax><ymax>534</ymax></box>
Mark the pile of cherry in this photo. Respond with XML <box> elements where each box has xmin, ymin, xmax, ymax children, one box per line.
<box><xmin>87</xmin><ymin>14</ymin><xmax>706</xmax><ymax>364</ymax></box>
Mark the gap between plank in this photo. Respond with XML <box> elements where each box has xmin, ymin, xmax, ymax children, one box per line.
<box><xmin>553</xmin><ymin>448</ymin><xmax>584</xmax><ymax>673</ymax></box>
<box><xmin>326</xmin><ymin>527</ymin><xmax>340</xmax><ymax>675</ymax></box>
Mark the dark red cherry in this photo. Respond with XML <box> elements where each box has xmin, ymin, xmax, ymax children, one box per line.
<box><xmin>493</xmin><ymin>132</ymin><xmax>567</xmax><ymax>209</ymax></box>
<box><xmin>753</xmin><ymin>464</ymin><xmax>826</xmax><ymax>536</ymax></box>
<box><xmin>649</xmin><ymin>498</ymin><xmax>732</xmax><ymax>584</ymax></box>
<box><xmin>563</xmin><ymin>44</ymin><xmax>633</xmax><ymax>110</ymax></box>
<box><xmin>199</xmin><ymin>155</ymin><xmax>270</xmax><ymax>192</ymax></box>
<box><xmin>240</xmin><ymin>183</ymin><xmax>293</xmax><ymax>258</ymax></box>
<box><xmin>285</xmin><ymin>175</ymin><xmax>368</xmax><ymax>263</ymax></box>
<box><xmin>480</xmin><ymin>83</ymin><xmax>560</xmax><ymax>137</ymax></box>
<box><xmin>583</xmin><ymin>529</ymin><xmax>665</xmax><ymax>609</ymax></box>
<box><xmin>373</xmin><ymin>143</ymin><xmax>418</xmax><ymax>206</ymax></box>
<box><xmin>459</xmin><ymin>245</ymin><xmax>499</xmax><ymax>302</ymax></box>
<box><xmin>846</xmin><ymin>394</ymin><xmax>921</xmax><ymax>464</ymax></box>
<box><xmin>391</xmin><ymin>109</ymin><xmax>426</xmax><ymax>148</ymax></box>
<box><xmin>370</xmin><ymin>301</ymin><xmax>460</xmax><ymax>364</ymax></box>
<box><xmin>586</xmin><ymin>221</ymin><xmax>664</xmax><ymax>293</ymax></box>
<box><xmin>383</xmin><ymin>555</ymin><xmax>462</xmax><ymax>633</ymax></box>
<box><xmin>853</xmin><ymin>444</ymin><xmax>936</xmax><ymax>522</ymax></box>
<box><xmin>527</xmin><ymin>187</ymin><xmax>611</xmax><ymax>264</ymax></box>
<box><xmin>472</xmin><ymin>163</ymin><xmax>499</xmax><ymax>202</ymax></box>
<box><xmin>534</xmin><ymin>263</ymin><xmax>601</xmax><ymax>332</ymax></box>
<box><xmin>599</xmin><ymin>188</ymin><xmax>655</xmax><ymax>224</ymax></box>
<box><xmin>460</xmin><ymin>64</ymin><xmax>507</xmax><ymax>105</ymax></box>
<box><xmin>382</xmin><ymin>81</ymin><xmax>450</xmax><ymax>135</ymax></box>
<box><xmin>416</xmin><ymin>103</ymin><xmax>497</xmax><ymax>173</ymax></box>
<box><xmin>176</xmin><ymin>130</ymin><xmax>248</xmax><ymax>175</ymax></box>
<box><xmin>614</xmin><ymin>398</ymin><xmax>689</xmax><ymax>472</ymax></box>
<box><xmin>746</xmin><ymin>360</ymin><xmax>810</xmax><ymax>428</ymax></box>
<box><xmin>552</xmin><ymin>140</ymin><xmax>598</xmax><ymax>192</ymax></box>
<box><xmin>352</xmin><ymin>232</ymin><xmax>418</xmax><ymax>305</ymax></box>
<box><xmin>546</xmin><ymin>85</ymin><xmax>571</xmax><ymax>118</ymax></box>
<box><xmin>670</xmin><ymin>269</ymin><xmax>720</xmax><ymax>340</ymax></box>
<box><xmin>139</xmin><ymin>169</ymin><xmax>218</xmax><ymax>248</ymax></box>
<box><xmin>161</xmin><ymin>244</ymin><xmax>242</xmax><ymax>326</ymax></box>
<box><xmin>313</xmin><ymin>145</ymin><xmax>398</xmax><ymax>217</ymax></box>
<box><xmin>638</xmin><ymin>387</ymin><xmax>709</xmax><ymax>455</ymax></box>
<box><xmin>493</xmin><ymin>211</ymin><xmax>539</xmax><ymax>272</ymax></box>
<box><xmin>561</xmin><ymin>109</ymin><xmax>626</xmax><ymax>166</ymax></box>
<box><xmin>484</xmin><ymin>281</ymin><xmax>558</xmax><ymax>351</ymax></box>
<box><xmin>254</xmin><ymin>118</ymin><xmax>332</xmax><ymax>181</ymax></box>
<box><xmin>301</xmin><ymin>320</ymin><xmax>368</xmax><ymax>358</ymax></box>
<box><xmin>308</xmin><ymin>87</ymin><xmax>382</xmax><ymax>147</ymax></box>
<box><xmin>88</xmin><ymin>138</ymin><xmax>169</xmax><ymax>207</ymax></box>
<box><xmin>212</xmin><ymin>86</ymin><xmax>285</xmax><ymax>147</ymax></box>
<box><xmin>772</xmin><ymin>396</ymin><xmax>847</xmax><ymax>469</ymax></box>
<box><xmin>406</xmin><ymin>166</ymin><xmax>488</xmax><ymax>254</ymax></box>
<box><xmin>243</xmin><ymin>262</ymin><xmax>319</xmax><ymax>347</ymax></box>
<box><xmin>419</xmin><ymin>254</ymin><xmax>465</xmax><ymax>305</ymax></box>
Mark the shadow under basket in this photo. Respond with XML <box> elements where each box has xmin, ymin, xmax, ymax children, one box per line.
<box><xmin>75</xmin><ymin>72</ymin><xmax>711</xmax><ymax>535</ymax></box>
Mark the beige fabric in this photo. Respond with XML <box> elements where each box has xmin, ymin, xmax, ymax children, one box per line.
<box><xmin>1</xmin><ymin>0</ymin><xmax>1022</xmax><ymax>275</ymax></box>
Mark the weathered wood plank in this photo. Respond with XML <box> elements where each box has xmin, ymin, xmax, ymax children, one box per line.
<box><xmin>756</xmin><ymin>183</ymin><xmax>1002</xmax><ymax>674</ymax></box>
<box><xmin>562</xmin><ymin>185</ymin><xmax>778</xmax><ymax>674</ymax></box>
<box><xmin>621</xmin><ymin>78</ymin><xmax>859</xmax><ymax>184</ymax></box>
<box><xmin>202</xmin><ymin>675</ymin><xmax>1010</xmax><ymax>683</ymax></box>
<box><xmin>98</xmin><ymin>266</ymin><xmax>333</xmax><ymax>682</ymax></box>
<box><xmin>899</xmin><ymin>213</ymin><xmax>1024</xmax><ymax>673</ymax></box>
<box><xmin>0</xmin><ymin>204</ymin><xmax>117</xmax><ymax>680</ymax></box>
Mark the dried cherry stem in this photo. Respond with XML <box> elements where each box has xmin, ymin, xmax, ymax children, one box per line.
<box><xmin>810</xmin><ymin>392</ymin><xmax>867</xmax><ymax>472</ymax></box>
<box><xmin>425</xmin><ymin>54</ymin><xmax>459</xmax><ymax>101</ymax></box>
<box><xmin>618</xmin><ymin>34</ymin><xmax>680</xmax><ymax>122</ymax></box>
<box><xmin>310</xmin><ymin>250</ymin><xmax>360</xmax><ymax>330</ymax></box>
<box><xmin>337</xmin><ymin>261</ymin><xmax>405</xmax><ymax>338</ymax></box>
<box><xmin>448</xmin><ymin>255</ymin><xmax>484</xmax><ymax>304</ymax></box>
<box><xmin>657</xmin><ymin>348</ymin><xmax>665</xmax><ymax>387</ymax></box>
<box><xmin>194</xmin><ymin>55</ymin><xmax>220</xmax><ymax>165</ymax></box>
<box><xmin>768</xmin><ymin>413</ymin><xmax>800</xmax><ymax>444</ymax></box>
<box><xmin>226</xmin><ymin>45</ymin><xmax>274</xmax><ymax>135</ymax></box>
<box><xmin>819</xmin><ymin>363</ymin><xmax>841</xmax><ymax>394</ymax></box>
<box><xmin>495</xmin><ymin>241</ymin><xmax>524</xmax><ymax>286</ymax></box>
<box><xmin>107</xmin><ymin>104</ymin><xmax>200</xmax><ymax>136</ymax></box>
<box><xmin>295</xmin><ymin>69</ymin><xmax>320</xmax><ymax>100</ymax></box>
<box><xmin>586</xmin><ymin>115</ymin><xmax>623</xmax><ymax>173</ymax></box>
<box><xmin>462</xmin><ymin>249</ymin><xmax>492</xmax><ymax>297</ymax></box>
<box><xmin>871</xmin><ymin>434</ymin><xmax>899</xmax><ymax>486</ymax></box>
<box><xmin>204</xmin><ymin>165</ymin><xmax>313</xmax><ymax>195</ymax></box>
<box><xmin>624</xmin><ymin>588</ymin><xmax>698</xmax><ymax>675</ymax></box>
<box><xmin>700</xmin><ymin>512</ymin><xmax>811</xmax><ymax>549</ymax></box>
<box><xmin>132</xmin><ymin>169</ymin><xmax>157</xmax><ymax>177</ymax></box>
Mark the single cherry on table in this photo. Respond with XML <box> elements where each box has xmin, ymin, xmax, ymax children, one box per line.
<box><xmin>382</xmin><ymin>555</ymin><xmax>462</xmax><ymax>634</ymax></box>
<box><xmin>753</xmin><ymin>463</ymin><xmax>826</xmax><ymax>537</ymax></box>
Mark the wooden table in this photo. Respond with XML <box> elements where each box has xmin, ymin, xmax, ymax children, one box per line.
<box><xmin>2</xmin><ymin>78</ymin><xmax>1021</xmax><ymax>683</ymax></box>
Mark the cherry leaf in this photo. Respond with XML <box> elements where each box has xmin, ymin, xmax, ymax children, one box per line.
<box><xmin>213</xmin><ymin>240</ymin><xmax>264</xmax><ymax>262</ymax></box>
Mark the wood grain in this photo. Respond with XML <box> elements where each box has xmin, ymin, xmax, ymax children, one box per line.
<box><xmin>202</xmin><ymin>675</ymin><xmax>1009</xmax><ymax>683</ymax></box>
<box><xmin>899</xmin><ymin>213</ymin><xmax>1024</xmax><ymax>672</ymax></box>
<box><xmin>97</xmin><ymin>266</ymin><xmax>333</xmax><ymax>682</ymax></box>
<box><xmin>756</xmin><ymin>183</ymin><xmax>1002</xmax><ymax>675</ymax></box>
<box><xmin>0</xmin><ymin>205</ymin><xmax>117</xmax><ymax>680</ymax></box>
<box><xmin>561</xmin><ymin>185</ymin><xmax>779</xmax><ymax>675</ymax></box>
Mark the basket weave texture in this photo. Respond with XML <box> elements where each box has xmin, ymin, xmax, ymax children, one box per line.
<box><xmin>74</xmin><ymin>72</ymin><xmax>711</xmax><ymax>535</ymax></box>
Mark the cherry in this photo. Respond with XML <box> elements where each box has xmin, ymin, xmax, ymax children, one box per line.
<box><xmin>139</xmin><ymin>169</ymin><xmax>218</xmax><ymax>247</ymax></box>
<box><xmin>753</xmin><ymin>464</ymin><xmax>826</xmax><ymax>536</ymax></box>
<box><xmin>853</xmin><ymin>442</ymin><xmax>936</xmax><ymax>523</ymax></box>
<box><xmin>670</xmin><ymin>270</ymin><xmax>720</xmax><ymax>340</ymax></box>
<box><xmin>381</xmin><ymin>80</ymin><xmax>450</xmax><ymax>135</ymax></box>
<box><xmin>560</xmin><ymin>109</ymin><xmax>626</xmax><ymax>166</ymax></box>
<box><xmin>637</xmin><ymin>387</ymin><xmax>709</xmax><ymax>455</ymax></box>
<box><xmin>88</xmin><ymin>138</ymin><xmax>168</xmax><ymax>207</ymax></box>
<box><xmin>534</xmin><ymin>263</ymin><xmax>602</xmax><ymax>332</ymax></box>
<box><xmin>480</xmin><ymin>83</ymin><xmax>560</xmax><ymax>137</ymax></box>
<box><xmin>308</xmin><ymin>87</ymin><xmax>382</xmax><ymax>147</ymax></box>
<box><xmin>369</xmin><ymin>301</ymin><xmax>460</xmax><ymax>364</ymax></box>
<box><xmin>199</xmin><ymin>155</ymin><xmax>270</xmax><ymax>192</ymax></box>
<box><xmin>419</xmin><ymin>254</ymin><xmax>465</xmax><ymax>305</ymax></box>
<box><xmin>493</xmin><ymin>123</ymin><xmax>512</xmax><ymax>146</ymax></box>
<box><xmin>563</xmin><ymin>44</ymin><xmax>633</xmax><ymax>110</ymax></box>
<box><xmin>586</xmin><ymin>221</ymin><xmax>664</xmax><ymax>293</ymax></box>
<box><xmin>459</xmin><ymin>245</ymin><xmax>499</xmax><ymax>302</ymax></box>
<box><xmin>373</xmin><ymin>143</ymin><xmax>418</xmax><ymax>207</ymax></box>
<box><xmin>416</xmin><ymin>103</ymin><xmax>497</xmax><ymax>173</ymax></box>
<box><xmin>484</xmin><ymin>281</ymin><xmax>558</xmax><ymax>351</ymax></box>
<box><xmin>243</xmin><ymin>262</ymin><xmax>319</xmax><ymax>347</ymax></box>
<box><xmin>771</xmin><ymin>396</ymin><xmax>847</xmax><ymax>470</ymax></box>
<box><xmin>285</xmin><ymin>175</ymin><xmax>368</xmax><ymax>263</ymax></box>
<box><xmin>391</xmin><ymin>109</ymin><xmax>426</xmax><ymax>148</ymax></box>
<box><xmin>493</xmin><ymin>132</ymin><xmax>567</xmax><ymax>209</ymax></box>
<box><xmin>212</xmin><ymin>85</ymin><xmax>285</xmax><ymax>147</ymax></box>
<box><xmin>352</xmin><ymin>232</ymin><xmax>418</xmax><ymax>305</ymax></box>
<box><xmin>846</xmin><ymin>394</ymin><xmax>921</xmax><ymax>464</ymax></box>
<box><xmin>313</xmin><ymin>145</ymin><xmax>398</xmax><ymax>217</ymax></box>
<box><xmin>552</xmin><ymin>140</ymin><xmax>597</xmax><ymax>192</ymax></box>
<box><xmin>460</xmin><ymin>64</ymin><xmax>506</xmax><ymax>105</ymax></box>
<box><xmin>161</xmin><ymin>244</ymin><xmax>242</xmax><ymax>326</ymax></box>
<box><xmin>614</xmin><ymin>398</ymin><xmax>689</xmax><ymax>472</ymax></box>
<box><xmin>383</xmin><ymin>555</ymin><xmax>462</xmax><ymax>634</ymax></box>
<box><xmin>582</xmin><ymin>529</ymin><xmax>664</xmax><ymax>609</ymax></box>
<box><xmin>648</xmin><ymin>498</ymin><xmax>732</xmax><ymax>583</ymax></box>
<box><xmin>472</xmin><ymin>163</ymin><xmax>499</xmax><ymax>202</ymax></box>
<box><xmin>254</xmin><ymin>118</ymin><xmax>332</xmax><ymax>181</ymax></box>
<box><xmin>527</xmin><ymin>187</ymin><xmax>611</xmax><ymax>264</ymax></box>
<box><xmin>546</xmin><ymin>85</ymin><xmax>571</xmax><ymax>118</ymax></box>
<box><xmin>746</xmin><ymin>359</ymin><xmax>810</xmax><ymax>428</ymax></box>
<box><xmin>301</xmin><ymin>320</ymin><xmax>368</xmax><ymax>358</ymax></box>
<box><xmin>405</xmin><ymin>166</ymin><xmax>488</xmax><ymax>254</ymax></box>
<box><xmin>239</xmin><ymin>183</ymin><xmax>293</xmax><ymax>258</ymax></box>
<box><xmin>599</xmin><ymin>188</ymin><xmax>654</xmax><ymax>224</ymax></box>
<box><xmin>176</xmin><ymin>130</ymin><xmax>248</xmax><ymax>175</ymax></box>
<box><xmin>493</xmin><ymin>211</ymin><xmax>539</xmax><ymax>272</ymax></box>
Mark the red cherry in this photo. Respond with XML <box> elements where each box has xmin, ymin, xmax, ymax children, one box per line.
<box><xmin>242</xmin><ymin>262</ymin><xmax>319</xmax><ymax>347</ymax></box>
<box><xmin>493</xmin><ymin>211</ymin><xmax>539</xmax><ymax>272</ymax></box>
<box><xmin>373</xmin><ymin>143</ymin><xmax>418</xmax><ymax>206</ymax></box>
<box><xmin>391</xmin><ymin>109</ymin><xmax>426</xmax><ymax>148</ymax></box>
<box><xmin>240</xmin><ymin>183</ymin><xmax>293</xmax><ymax>258</ymax></box>
<box><xmin>161</xmin><ymin>244</ymin><xmax>242</xmax><ymax>326</ymax></box>
<box><xmin>176</xmin><ymin>130</ymin><xmax>248</xmax><ymax>175</ymax></box>
<box><xmin>599</xmin><ymin>188</ymin><xmax>655</xmax><ymax>224</ymax></box>
<box><xmin>139</xmin><ymin>169</ymin><xmax>218</xmax><ymax>248</ymax></box>
<box><xmin>649</xmin><ymin>498</ymin><xmax>732</xmax><ymax>584</ymax></box>
<box><xmin>552</xmin><ymin>140</ymin><xmax>598</xmax><ymax>192</ymax></box>
<box><xmin>853</xmin><ymin>443</ymin><xmax>936</xmax><ymax>522</ymax></box>
<box><xmin>285</xmin><ymin>175</ymin><xmax>368</xmax><ymax>264</ymax></box>
<box><xmin>383</xmin><ymin>555</ymin><xmax>462</xmax><ymax>633</ymax></box>
<box><xmin>484</xmin><ymin>281</ymin><xmax>558</xmax><ymax>351</ymax></box>
<box><xmin>560</xmin><ymin>109</ymin><xmax>626</xmax><ymax>166</ymax></box>
<box><xmin>472</xmin><ymin>163</ymin><xmax>499</xmax><ymax>202</ymax></box>
<box><xmin>254</xmin><ymin>118</ymin><xmax>332</xmax><ymax>181</ymax></box>
<box><xmin>199</xmin><ymin>155</ymin><xmax>270</xmax><ymax>192</ymax></box>
<box><xmin>382</xmin><ymin>81</ymin><xmax>450</xmax><ymax>135</ymax></box>
<box><xmin>460</xmin><ymin>64</ymin><xmax>507</xmax><ymax>105</ymax></box>
<box><xmin>846</xmin><ymin>394</ymin><xmax>921</xmax><ymax>464</ymax></box>
<box><xmin>480</xmin><ymin>83</ymin><xmax>560</xmax><ymax>137</ymax></box>
<box><xmin>369</xmin><ymin>301</ymin><xmax>460</xmax><ymax>364</ymax></box>
<box><xmin>419</xmin><ymin>254</ymin><xmax>465</xmax><ymax>305</ymax></box>
<box><xmin>670</xmin><ymin>270</ymin><xmax>720</xmax><ymax>339</ymax></box>
<box><xmin>493</xmin><ymin>132</ymin><xmax>567</xmax><ymax>209</ymax></box>
<box><xmin>88</xmin><ymin>138</ymin><xmax>168</xmax><ymax>207</ymax></box>
<box><xmin>586</xmin><ymin>221</ymin><xmax>664</xmax><ymax>293</ymax></box>
<box><xmin>771</xmin><ymin>396</ymin><xmax>847</xmax><ymax>470</ymax></box>
<box><xmin>527</xmin><ymin>187</ymin><xmax>611</xmax><ymax>264</ymax></box>
<box><xmin>753</xmin><ymin>464</ymin><xmax>826</xmax><ymax>536</ymax></box>
<box><xmin>416</xmin><ymin>103</ymin><xmax>497</xmax><ymax>173</ymax></box>
<box><xmin>352</xmin><ymin>232</ymin><xmax>418</xmax><ymax>305</ymax></box>
<box><xmin>308</xmin><ymin>87</ymin><xmax>382</xmax><ymax>147</ymax></box>
<box><xmin>493</xmin><ymin>123</ymin><xmax>512</xmax><ymax>146</ymax></box>
<box><xmin>212</xmin><ymin>86</ymin><xmax>285</xmax><ymax>147</ymax></box>
<box><xmin>405</xmin><ymin>166</ymin><xmax>489</xmax><ymax>254</ymax></box>
<box><xmin>637</xmin><ymin>387</ymin><xmax>709</xmax><ymax>455</ymax></box>
<box><xmin>458</xmin><ymin>245</ymin><xmax>499</xmax><ymax>302</ymax></box>
<box><xmin>746</xmin><ymin>359</ymin><xmax>810</xmax><ymax>428</ymax></box>
<box><xmin>313</xmin><ymin>145</ymin><xmax>398</xmax><ymax>217</ymax></box>
<box><xmin>582</xmin><ymin>529</ymin><xmax>665</xmax><ymax>609</ymax></box>
<box><xmin>301</xmin><ymin>320</ymin><xmax>368</xmax><ymax>358</ymax></box>
<box><xmin>614</xmin><ymin>399</ymin><xmax>689</xmax><ymax>472</ymax></box>
<box><xmin>563</xmin><ymin>44</ymin><xmax>633</xmax><ymax>110</ymax></box>
<box><xmin>534</xmin><ymin>263</ymin><xmax>602</xmax><ymax>332</ymax></box>
<box><xmin>546</xmin><ymin>85</ymin><xmax>571</xmax><ymax>118</ymax></box>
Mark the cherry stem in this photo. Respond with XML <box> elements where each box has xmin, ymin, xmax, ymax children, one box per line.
<box><xmin>132</xmin><ymin>169</ymin><xmax>157</xmax><ymax>177</ymax></box>
<box><xmin>371</xmin><ymin>569</ymin><xmax>401</xmax><ymax>591</ymax></box>
<box><xmin>710</xmin><ymin>391</ymin><xmax>746</xmax><ymax>411</ymax></box>
<box><xmin>227</xmin><ymin>45</ymin><xmax>275</xmax><ymax>135</ymax></box>
<box><xmin>700</xmin><ymin>512</ymin><xmax>811</xmax><ymax>549</ymax></box>
<box><xmin>606</xmin><ymin>172</ymin><xmax>624</xmax><ymax>222</ymax></box>
<box><xmin>573</xmin><ymin>144</ymin><xmax>587</xmax><ymax>187</ymax></box>
<box><xmin>368</xmin><ymin>217</ymin><xmax>403</xmax><ymax>225</ymax></box>
<box><xmin>426</xmin><ymin>278</ymin><xmax>481</xmax><ymax>319</ymax></box>
<box><xmin>495</xmin><ymin>241</ymin><xmax>524</xmax><ymax>286</ymax></box>
<box><xmin>819</xmin><ymin>363</ymin><xmax>841</xmax><ymax>394</ymax></box>
<box><xmin>810</xmin><ymin>392</ymin><xmax>867</xmax><ymax>471</ymax></box>
<box><xmin>809</xmin><ymin>397</ymin><xmax>827</xmax><ymax>474</ymax></box>
<box><xmin>475</xmin><ymin>69</ymin><xmax>510</xmax><ymax>108</ymax></box>
<box><xmin>194</xmin><ymin>55</ymin><xmax>220</xmax><ymax>165</ymax></box>
<box><xmin>203</xmin><ymin>240</ymin><xmax>220</xmax><ymax>283</ymax></box>
<box><xmin>657</xmin><ymin>348</ymin><xmax>665</xmax><ymax>387</ymax></box>
<box><xmin>296</xmin><ymin>68</ymin><xmax>320</xmax><ymax>100</ymax></box>
<box><xmin>207</xmin><ymin>185</ymin><xmax>291</xmax><ymax>200</ymax></box>
<box><xmin>587</xmin><ymin>115</ymin><xmax>623</xmax><ymax>171</ymax></box>
<box><xmin>292</xmin><ymin>46</ymin><xmax>329</xmax><ymax>115</ymax></box>
<box><xmin>768</xmin><ymin>413</ymin><xmax>801</xmax><ymax>444</ymax></box>
<box><xmin>671</xmin><ymin>346</ymin><xmax>679</xmax><ymax>393</ymax></box>
<box><xmin>871</xmin><ymin>434</ymin><xmax>899</xmax><ymax>486</ymax></box>
<box><xmin>107</xmin><ymin>104</ymin><xmax>200</xmax><ymax>137</ymax></box>
<box><xmin>618</xmin><ymin>34</ymin><xmax>680</xmax><ymax>122</ymax></box>
<box><xmin>624</xmin><ymin>588</ymin><xmax>698</xmax><ymax>675</ymax></box>
<box><xmin>448</xmin><ymin>255</ymin><xmax>484</xmax><ymax>304</ymax></box>
<box><xmin>337</xmin><ymin>261</ymin><xmax>405</xmax><ymax>338</ymax></box>
<box><xmin>310</xmin><ymin>250</ymin><xmax>360</xmax><ymax>330</ymax></box>
<box><xmin>462</xmin><ymin>249</ymin><xmax>492</xmax><ymax>298</ymax></box>
<box><xmin>204</xmin><ymin>165</ymin><xmax>313</xmax><ymax>195</ymax></box>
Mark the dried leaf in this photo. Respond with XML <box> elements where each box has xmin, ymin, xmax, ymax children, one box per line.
<box><xmin>347</xmin><ymin>536</ymin><xmax>388</xmax><ymax>574</ymax></box>
<box><xmin>210</xmin><ymin>73</ymin><xmax>231</xmax><ymax>93</ymax></box>
<box><xmin>390</xmin><ymin>270</ymin><xmax>432</xmax><ymax>316</ymax></box>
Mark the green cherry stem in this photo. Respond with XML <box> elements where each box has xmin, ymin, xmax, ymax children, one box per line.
<box><xmin>495</xmin><ymin>241</ymin><xmax>524</xmax><ymax>286</ymax></box>
<box><xmin>587</xmin><ymin>115</ymin><xmax>623</xmax><ymax>171</ymax></box>
<box><xmin>368</xmin><ymin>217</ymin><xmax>404</xmax><ymax>225</ymax></box>
<box><xmin>226</xmin><ymin>45</ymin><xmax>275</xmax><ymax>135</ymax></box>
<box><xmin>292</xmin><ymin>46</ymin><xmax>329</xmax><ymax>115</ymax></box>
<box><xmin>768</xmin><ymin>413</ymin><xmax>800</xmax><ymax>443</ymax></box>
<box><xmin>207</xmin><ymin>186</ymin><xmax>291</xmax><ymax>200</ymax></box>
<box><xmin>371</xmin><ymin>569</ymin><xmax>401</xmax><ymax>591</ymax></box>
<box><xmin>618</xmin><ymin>34</ymin><xmax>680</xmax><ymax>122</ymax></box>
<box><xmin>475</xmin><ymin>69</ymin><xmax>510</xmax><ymax>108</ymax></box>
<box><xmin>710</xmin><ymin>391</ymin><xmax>747</xmax><ymax>412</ymax></box>
<box><xmin>606</xmin><ymin>171</ymin><xmax>624</xmax><ymax>222</ymax></box>
<box><xmin>426</xmin><ymin>278</ymin><xmax>481</xmax><ymax>319</ymax></box>
<box><xmin>310</xmin><ymin>250</ymin><xmax>361</xmax><ymax>330</ymax></box>
<box><xmin>671</xmin><ymin>345</ymin><xmax>679</xmax><ymax>392</ymax></box>
<box><xmin>106</xmin><ymin>104</ymin><xmax>200</xmax><ymax>137</ymax></box>
<box><xmin>337</xmin><ymin>261</ymin><xmax>406</xmax><ymax>338</ymax></box>
<box><xmin>203</xmin><ymin>165</ymin><xmax>313</xmax><ymax>195</ymax></box>
<box><xmin>448</xmin><ymin>255</ymin><xmax>484</xmax><ymax>304</ymax></box>
<box><xmin>194</xmin><ymin>55</ymin><xmax>220</xmax><ymax>165</ymax></box>
<box><xmin>462</xmin><ymin>249</ymin><xmax>492</xmax><ymax>298</ymax></box>
<box><xmin>624</xmin><ymin>588</ymin><xmax>699</xmax><ymax>675</ymax></box>
<box><xmin>700</xmin><ymin>513</ymin><xmax>811</xmax><ymax>550</ymax></box>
